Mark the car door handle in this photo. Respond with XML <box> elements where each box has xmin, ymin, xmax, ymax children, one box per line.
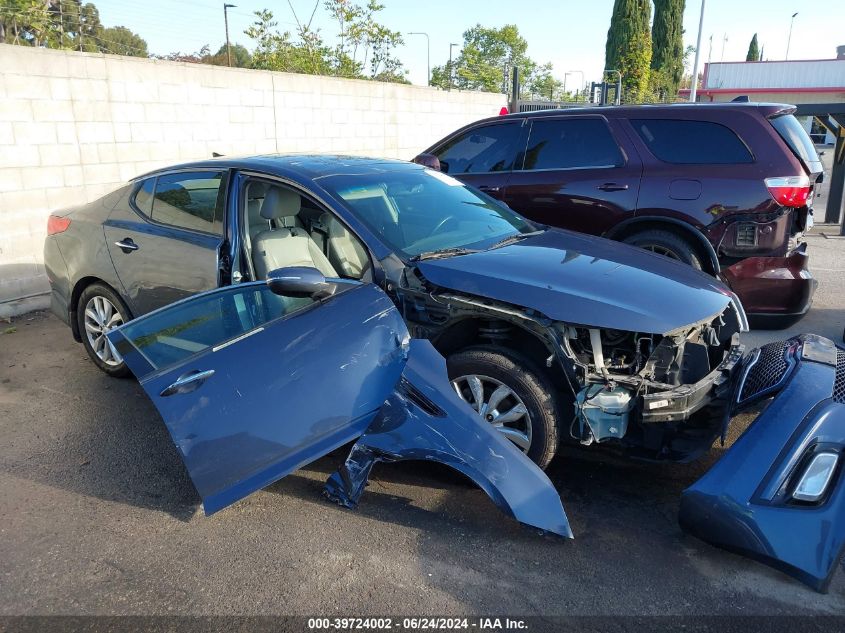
<box><xmin>597</xmin><ymin>183</ymin><xmax>629</xmax><ymax>192</ymax></box>
<box><xmin>115</xmin><ymin>238</ymin><xmax>139</xmax><ymax>252</ymax></box>
<box><xmin>159</xmin><ymin>369</ymin><xmax>215</xmax><ymax>397</ymax></box>
<box><xmin>478</xmin><ymin>185</ymin><xmax>501</xmax><ymax>194</ymax></box>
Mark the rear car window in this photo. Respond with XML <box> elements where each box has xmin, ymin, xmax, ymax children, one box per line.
<box><xmin>770</xmin><ymin>114</ymin><xmax>822</xmax><ymax>171</ymax></box>
<box><xmin>434</xmin><ymin>123</ymin><xmax>521</xmax><ymax>174</ymax></box>
<box><xmin>631</xmin><ymin>119</ymin><xmax>753</xmax><ymax>164</ymax></box>
<box><xmin>522</xmin><ymin>118</ymin><xmax>624</xmax><ymax>170</ymax></box>
<box><xmin>151</xmin><ymin>171</ymin><xmax>225</xmax><ymax>234</ymax></box>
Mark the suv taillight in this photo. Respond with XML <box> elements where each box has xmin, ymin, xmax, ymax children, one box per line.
<box><xmin>47</xmin><ymin>215</ymin><xmax>71</xmax><ymax>235</ymax></box>
<box><xmin>765</xmin><ymin>175</ymin><xmax>811</xmax><ymax>208</ymax></box>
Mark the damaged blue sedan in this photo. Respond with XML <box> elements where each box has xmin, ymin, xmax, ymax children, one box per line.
<box><xmin>44</xmin><ymin>155</ymin><xmax>845</xmax><ymax>592</ymax></box>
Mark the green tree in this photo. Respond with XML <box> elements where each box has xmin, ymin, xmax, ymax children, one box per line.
<box><xmin>651</xmin><ymin>0</ymin><xmax>685</xmax><ymax>98</ymax></box>
<box><xmin>98</xmin><ymin>25</ymin><xmax>147</xmax><ymax>56</ymax></box>
<box><xmin>604</xmin><ymin>0</ymin><xmax>652</xmax><ymax>103</ymax></box>
<box><xmin>431</xmin><ymin>24</ymin><xmax>556</xmax><ymax>97</ymax></box>
<box><xmin>1</xmin><ymin>0</ymin><xmax>57</xmax><ymax>46</ymax></box>
<box><xmin>746</xmin><ymin>33</ymin><xmax>760</xmax><ymax>61</ymax></box>
<box><xmin>245</xmin><ymin>1</ymin><xmax>407</xmax><ymax>82</ymax></box>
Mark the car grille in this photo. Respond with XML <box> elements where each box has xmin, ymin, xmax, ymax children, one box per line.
<box><xmin>834</xmin><ymin>349</ymin><xmax>845</xmax><ymax>405</ymax></box>
<box><xmin>738</xmin><ymin>341</ymin><xmax>793</xmax><ymax>405</ymax></box>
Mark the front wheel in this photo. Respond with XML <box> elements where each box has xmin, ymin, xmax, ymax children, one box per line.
<box><xmin>76</xmin><ymin>283</ymin><xmax>132</xmax><ymax>377</ymax></box>
<box><xmin>447</xmin><ymin>346</ymin><xmax>560</xmax><ymax>469</ymax></box>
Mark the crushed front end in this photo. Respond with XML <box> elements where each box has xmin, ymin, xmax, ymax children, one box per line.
<box><xmin>558</xmin><ymin>302</ymin><xmax>746</xmax><ymax>462</ymax></box>
<box><xmin>680</xmin><ymin>334</ymin><xmax>845</xmax><ymax>592</ymax></box>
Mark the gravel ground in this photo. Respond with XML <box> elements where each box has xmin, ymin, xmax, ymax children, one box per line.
<box><xmin>1</xmin><ymin>233</ymin><xmax>844</xmax><ymax>620</ymax></box>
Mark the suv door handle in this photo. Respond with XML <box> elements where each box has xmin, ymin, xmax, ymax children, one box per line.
<box><xmin>115</xmin><ymin>238</ymin><xmax>139</xmax><ymax>252</ymax></box>
<box><xmin>478</xmin><ymin>185</ymin><xmax>501</xmax><ymax>194</ymax></box>
<box><xmin>160</xmin><ymin>369</ymin><xmax>215</xmax><ymax>397</ymax></box>
<box><xmin>597</xmin><ymin>183</ymin><xmax>629</xmax><ymax>192</ymax></box>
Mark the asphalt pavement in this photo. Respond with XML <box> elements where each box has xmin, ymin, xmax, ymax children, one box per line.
<box><xmin>1</xmin><ymin>232</ymin><xmax>844</xmax><ymax>620</ymax></box>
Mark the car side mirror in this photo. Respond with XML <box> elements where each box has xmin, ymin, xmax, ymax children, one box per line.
<box><xmin>413</xmin><ymin>153</ymin><xmax>441</xmax><ymax>171</ymax></box>
<box><xmin>266</xmin><ymin>267</ymin><xmax>335</xmax><ymax>300</ymax></box>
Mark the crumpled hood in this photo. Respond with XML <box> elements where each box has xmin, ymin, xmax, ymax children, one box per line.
<box><xmin>416</xmin><ymin>229</ymin><xmax>735</xmax><ymax>334</ymax></box>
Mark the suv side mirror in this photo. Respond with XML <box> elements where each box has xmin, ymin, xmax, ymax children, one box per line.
<box><xmin>267</xmin><ymin>267</ymin><xmax>335</xmax><ymax>299</ymax></box>
<box><xmin>412</xmin><ymin>153</ymin><xmax>441</xmax><ymax>171</ymax></box>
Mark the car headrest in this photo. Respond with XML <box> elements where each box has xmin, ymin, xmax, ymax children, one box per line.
<box><xmin>261</xmin><ymin>187</ymin><xmax>301</xmax><ymax>220</ymax></box>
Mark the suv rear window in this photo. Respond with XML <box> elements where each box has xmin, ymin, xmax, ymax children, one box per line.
<box><xmin>769</xmin><ymin>114</ymin><xmax>822</xmax><ymax>172</ymax></box>
<box><xmin>631</xmin><ymin>119</ymin><xmax>753</xmax><ymax>164</ymax></box>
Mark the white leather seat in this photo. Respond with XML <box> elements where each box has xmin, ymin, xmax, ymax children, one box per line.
<box><xmin>252</xmin><ymin>187</ymin><xmax>337</xmax><ymax>280</ymax></box>
<box><xmin>319</xmin><ymin>213</ymin><xmax>369</xmax><ymax>279</ymax></box>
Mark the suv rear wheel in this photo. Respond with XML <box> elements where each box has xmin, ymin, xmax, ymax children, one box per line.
<box><xmin>77</xmin><ymin>283</ymin><xmax>132</xmax><ymax>378</ymax></box>
<box><xmin>623</xmin><ymin>229</ymin><xmax>703</xmax><ymax>270</ymax></box>
<box><xmin>447</xmin><ymin>346</ymin><xmax>560</xmax><ymax>469</ymax></box>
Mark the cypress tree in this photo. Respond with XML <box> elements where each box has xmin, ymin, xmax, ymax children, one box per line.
<box><xmin>746</xmin><ymin>33</ymin><xmax>760</xmax><ymax>61</ymax></box>
<box><xmin>604</xmin><ymin>0</ymin><xmax>653</xmax><ymax>103</ymax></box>
<box><xmin>651</xmin><ymin>0</ymin><xmax>685</xmax><ymax>96</ymax></box>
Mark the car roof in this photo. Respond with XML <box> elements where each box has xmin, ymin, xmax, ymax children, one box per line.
<box><xmin>134</xmin><ymin>154</ymin><xmax>421</xmax><ymax>181</ymax></box>
<box><xmin>502</xmin><ymin>101</ymin><xmax>795</xmax><ymax>120</ymax></box>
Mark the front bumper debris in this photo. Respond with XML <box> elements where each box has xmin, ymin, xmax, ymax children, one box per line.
<box><xmin>680</xmin><ymin>334</ymin><xmax>845</xmax><ymax>592</ymax></box>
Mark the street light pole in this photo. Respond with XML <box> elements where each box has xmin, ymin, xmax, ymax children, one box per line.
<box><xmin>786</xmin><ymin>12</ymin><xmax>798</xmax><ymax>60</ymax></box>
<box><xmin>567</xmin><ymin>70</ymin><xmax>584</xmax><ymax>100</ymax></box>
<box><xmin>448</xmin><ymin>43</ymin><xmax>458</xmax><ymax>91</ymax></box>
<box><xmin>408</xmin><ymin>32</ymin><xmax>430</xmax><ymax>85</ymax></box>
<box><xmin>689</xmin><ymin>0</ymin><xmax>706</xmax><ymax>102</ymax></box>
<box><xmin>224</xmin><ymin>3</ymin><xmax>236</xmax><ymax>67</ymax></box>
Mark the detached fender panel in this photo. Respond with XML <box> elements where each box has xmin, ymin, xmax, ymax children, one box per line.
<box><xmin>325</xmin><ymin>339</ymin><xmax>573</xmax><ymax>538</ymax></box>
<box><xmin>680</xmin><ymin>335</ymin><xmax>845</xmax><ymax>592</ymax></box>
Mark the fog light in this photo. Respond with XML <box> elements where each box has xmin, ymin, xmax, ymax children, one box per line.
<box><xmin>793</xmin><ymin>452</ymin><xmax>838</xmax><ymax>502</ymax></box>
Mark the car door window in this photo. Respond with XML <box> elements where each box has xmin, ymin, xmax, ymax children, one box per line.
<box><xmin>119</xmin><ymin>283</ymin><xmax>316</xmax><ymax>371</ymax></box>
<box><xmin>434</xmin><ymin>123</ymin><xmax>521</xmax><ymax>174</ymax></box>
<box><xmin>147</xmin><ymin>171</ymin><xmax>226</xmax><ymax>234</ymax></box>
<box><xmin>522</xmin><ymin>118</ymin><xmax>624</xmax><ymax>170</ymax></box>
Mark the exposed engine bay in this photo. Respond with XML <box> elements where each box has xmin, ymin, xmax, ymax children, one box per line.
<box><xmin>397</xmin><ymin>267</ymin><xmax>746</xmax><ymax>463</ymax></box>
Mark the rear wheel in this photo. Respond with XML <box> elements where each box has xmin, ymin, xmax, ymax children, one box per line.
<box><xmin>447</xmin><ymin>346</ymin><xmax>560</xmax><ymax>469</ymax></box>
<box><xmin>76</xmin><ymin>283</ymin><xmax>131</xmax><ymax>378</ymax></box>
<box><xmin>622</xmin><ymin>229</ymin><xmax>703</xmax><ymax>270</ymax></box>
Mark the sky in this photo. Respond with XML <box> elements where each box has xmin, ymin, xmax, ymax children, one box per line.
<box><xmin>93</xmin><ymin>0</ymin><xmax>845</xmax><ymax>89</ymax></box>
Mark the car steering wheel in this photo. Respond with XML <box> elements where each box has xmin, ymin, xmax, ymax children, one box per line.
<box><xmin>431</xmin><ymin>215</ymin><xmax>458</xmax><ymax>235</ymax></box>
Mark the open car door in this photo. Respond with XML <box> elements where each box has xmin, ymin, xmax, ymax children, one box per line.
<box><xmin>106</xmin><ymin>272</ymin><xmax>571</xmax><ymax>537</ymax></box>
<box><xmin>107</xmin><ymin>279</ymin><xmax>408</xmax><ymax>514</ymax></box>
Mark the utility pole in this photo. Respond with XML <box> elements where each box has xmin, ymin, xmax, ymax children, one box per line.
<box><xmin>408</xmin><ymin>32</ymin><xmax>430</xmax><ymax>85</ymax></box>
<box><xmin>786</xmin><ymin>12</ymin><xmax>798</xmax><ymax>60</ymax></box>
<box><xmin>224</xmin><ymin>3</ymin><xmax>236</xmax><ymax>67</ymax></box>
<box><xmin>689</xmin><ymin>0</ymin><xmax>705</xmax><ymax>102</ymax></box>
<box><xmin>448</xmin><ymin>43</ymin><xmax>458</xmax><ymax>91</ymax></box>
<box><xmin>720</xmin><ymin>34</ymin><xmax>728</xmax><ymax>62</ymax></box>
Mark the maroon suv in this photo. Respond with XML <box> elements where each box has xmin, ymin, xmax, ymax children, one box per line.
<box><xmin>415</xmin><ymin>103</ymin><xmax>823</xmax><ymax>327</ymax></box>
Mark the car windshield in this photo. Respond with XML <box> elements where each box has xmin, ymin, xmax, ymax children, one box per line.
<box><xmin>318</xmin><ymin>168</ymin><xmax>537</xmax><ymax>258</ymax></box>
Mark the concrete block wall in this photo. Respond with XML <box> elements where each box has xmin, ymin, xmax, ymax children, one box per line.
<box><xmin>0</xmin><ymin>44</ymin><xmax>506</xmax><ymax>316</ymax></box>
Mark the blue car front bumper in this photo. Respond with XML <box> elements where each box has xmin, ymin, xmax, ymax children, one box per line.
<box><xmin>680</xmin><ymin>334</ymin><xmax>845</xmax><ymax>592</ymax></box>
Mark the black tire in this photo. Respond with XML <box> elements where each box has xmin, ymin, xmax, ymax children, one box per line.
<box><xmin>76</xmin><ymin>283</ymin><xmax>132</xmax><ymax>378</ymax></box>
<box><xmin>447</xmin><ymin>346</ymin><xmax>560</xmax><ymax>469</ymax></box>
<box><xmin>622</xmin><ymin>229</ymin><xmax>703</xmax><ymax>270</ymax></box>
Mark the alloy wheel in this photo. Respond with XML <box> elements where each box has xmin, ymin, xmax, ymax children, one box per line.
<box><xmin>643</xmin><ymin>244</ymin><xmax>681</xmax><ymax>260</ymax></box>
<box><xmin>83</xmin><ymin>295</ymin><xmax>124</xmax><ymax>366</ymax></box>
<box><xmin>450</xmin><ymin>374</ymin><xmax>532</xmax><ymax>452</ymax></box>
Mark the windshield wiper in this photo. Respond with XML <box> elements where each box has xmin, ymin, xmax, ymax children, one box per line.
<box><xmin>410</xmin><ymin>247</ymin><xmax>480</xmax><ymax>262</ymax></box>
<box><xmin>488</xmin><ymin>230</ymin><xmax>545</xmax><ymax>250</ymax></box>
